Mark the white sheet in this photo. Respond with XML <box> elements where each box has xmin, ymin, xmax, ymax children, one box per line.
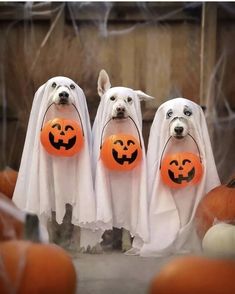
<box><xmin>140</xmin><ymin>97</ymin><xmax>221</xmax><ymax>257</ymax></box>
<box><xmin>92</xmin><ymin>86</ymin><xmax>150</xmax><ymax>245</ymax></box>
<box><xmin>13</xmin><ymin>77</ymin><xmax>97</xmax><ymax>241</ymax></box>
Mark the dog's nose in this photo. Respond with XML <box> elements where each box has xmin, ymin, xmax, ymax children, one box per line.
<box><xmin>174</xmin><ymin>126</ymin><xmax>184</xmax><ymax>135</ymax></box>
<box><xmin>117</xmin><ymin>107</ymin><xmax>125</xmax><ymax>113</ymax></box>
<box><xmin>59</xmin><ymin>91</ymin><xmax>69</xmax><ymax>99</ymax></box>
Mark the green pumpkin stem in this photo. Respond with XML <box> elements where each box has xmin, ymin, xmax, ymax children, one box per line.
<box><xmin>227</xmin><ymin>178</ymin><xmax>235</xmax><ymax>188</ymax></box>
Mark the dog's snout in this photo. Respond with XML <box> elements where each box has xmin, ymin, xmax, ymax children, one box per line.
<box><xmin>117</xmin><ymin>107</ymin><xmax>125</xmax><ymax>113</ymax></box>
<box><xmin>58</xmin><ymin>91</ymin><xmax>70</xmax><ymax>104</ymax></box>
<box><xmin>174</xmin><ymin>126</ymin><xmax>184</xmax><ymax>135</ymax></box>
<box><xmin>59</xmin><ymin>91</ymin><xmax>69</xmax><ymax>99</ymax></box>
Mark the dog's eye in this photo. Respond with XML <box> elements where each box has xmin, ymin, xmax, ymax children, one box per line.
<box><xmin>184</xmin><ymin>110</ymin><xmax>192</xmax><ymax>116</ymax></box>
<box><xmin>127</xmin><ymin>97</ymin><xmax>132</xmax><ymax>103</ymax></box>
<box><xmin>52</xmin><ymin>82</ymin><xmax>57</xmax><ymax>88</ymax></box>
<box><xmin>70</xmin><ymin>84</ymin><xmax>75</xmax><ymax>90</ymax></box>
<box><xmin>166</xmin><ymin>110</ymin><xmax>173</xmax><ymax>119</ymax></box>
<box><xmin>110</xmin><ymin>96</ymin><xmax>116</xmax><ymax>101</ymax></box>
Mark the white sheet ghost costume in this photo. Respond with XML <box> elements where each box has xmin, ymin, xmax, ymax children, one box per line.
<box><xmin>92</xmin><ymin>70</ymin><xmax>153</xmax><ymax>248</ymax></box>
<box><xmin>13</xmin><ymin>77</ymin><xmax>97</xmax><ymax>248</ymax></box>
<box><xmin>140</xmin><ymin>98</ymin><xmax>220</xmax><ymax>257</ymax></box>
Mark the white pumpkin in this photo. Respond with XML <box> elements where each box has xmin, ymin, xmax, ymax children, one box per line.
<box><xmin>202</xmin><ymin>223</ymin><xmax>235</xmax><ymax>257</ymax></box>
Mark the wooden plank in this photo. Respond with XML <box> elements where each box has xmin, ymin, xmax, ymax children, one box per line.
<box><xmin>144</xmin><ymin>24</ymin><xmax>172</xmax><ymax>110</ymax></box>
<box><xmin>170</xmin><ymin>22</ymin><xmax>200</xmax><ymax>103</ymax></box>
<box><xmin>65</xmin><ymin>2</ymin><xmax>199</xmax><ymax>23</ymax></box>
<box><xmin>0</xmin><ymin>2</ymin><xmax>52</xmax><ymax>20</ymax></box>
<box><xmin>200</xmin><ymin>3</ymin><xmax>218</xmax><ymax>108</ymax></box>
<box><xmin>0</xmin><ymin>2</ymin><xmax>199</xmax><ymax>22</ymax></box>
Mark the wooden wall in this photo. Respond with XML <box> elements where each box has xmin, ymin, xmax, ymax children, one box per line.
<box><xmin>0</xmin><ymin>2</ymin><xmax>235</xmax><ymax>181</ymax></box>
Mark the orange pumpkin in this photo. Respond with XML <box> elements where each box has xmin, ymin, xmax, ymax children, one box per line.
<box><xmin>0</xmin><ymin>240</ymin><xmax>77</xmax><ymax>294</ymax></box>
<box><xmin>0</xmin><ymin>193</ymin><xmax>24</xmax><ymax>241</ymax></box>
<box><xmin>0</xmin><ymin>168</ymin><xmax>18</xmax><ymax>199</ymax></box>
<box><xmin>150</xmin><ymin>256</ymin><xmax>235</xmax><ymax>294</ymax></box>
<box><xmin>160</xmin><ymin>152</ymin><xmax>203</xmax><ymax>189</ymax></box>
<box><xmin>40</xmin><ymin>118</ymin><xmax>83</xmax><ymax>157</ymax></box>
<box><xmin>100</xmin><ymin>133</ymin><xmax>142</xmax><ymax>171</ymax></box>
<box><xmin>195</xmin><ymin>177</ymin><xmax>235</xmax><ymax>239</ymax></box>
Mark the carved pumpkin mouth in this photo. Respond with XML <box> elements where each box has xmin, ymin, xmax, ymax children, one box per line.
<box><xmin>112</xmin><ymin>149</ymin><xmax>138</xmax><ymax>165</ymax></box>
<box><xmin>49</xmin><ymin>132</ymin><xmax>76</xmax><ymax>150</ymax></box>
<box><xmin>168</xmin><ymin>167</ymin><xmax>195</xmax><ymax>184</ymax></box>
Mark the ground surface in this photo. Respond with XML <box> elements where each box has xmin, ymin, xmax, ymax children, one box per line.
<box><xmin>73</xmin><ymin>251</ymin><xmax>175</xmax><ymax>294</ymax></box>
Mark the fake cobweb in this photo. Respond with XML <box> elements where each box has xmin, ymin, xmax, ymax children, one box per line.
<box><xmin>0</xmin><ymin>0</ymin><xmax>234</xmax><ymax>266</ymax></box>
<box><xmin>0</xmin><ymin>3</ymin><xmax>235</xmax><ymax>292</ymax></box>
<box><xmin>0</xmin><ymin>2</ymin><xmax>234</xmax><ymax>182</ymax></box>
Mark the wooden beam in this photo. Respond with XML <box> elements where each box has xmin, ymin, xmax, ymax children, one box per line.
<box><xmin>200</xmin><ymin>3</ymin><xmax>218</xmax><ymax>108</ymax></box>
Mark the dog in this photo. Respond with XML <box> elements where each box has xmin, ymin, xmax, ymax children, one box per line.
<box><xmin>51</xmin><ymin>80</ymin><xmax>76</xmax><ymax>105</ymax></box>
<box><xmin>13</xmin><ymin>76</ymin><xmax>97</xmax><ymax>253</ymax></box>
<box><xmin>92</xmin><ymin>69</ymin><xmax>153</xmax><ymax>252</ymax></box>
<box><xmin>140</xmin><ymin>98</ymin><xmax>220</xmax><ymax>257</ymax></box>
<box><xmin>168</xmin><ymin>104</ymin><xmax>192</xmax><ymax>139</ymax></box>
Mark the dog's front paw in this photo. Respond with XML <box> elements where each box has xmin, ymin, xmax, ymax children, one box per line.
<box><xmin>90</xmin><ymin>243</ymin><xmax>103</xmax><ymax>254</ymax></box>
<box><xmin>122</xmin><ymin>228</ymin><xmax>132</xmax><ymax>252</ymax></box>
<box><xmin>122</xmin><ymin>242</ymin><xmax>132</xmax><ymax>252</ymax></box>
<box><xmin>80</xmin><ymin>243</ymin><xmax>103</xmax><ymax>254</ymax></box>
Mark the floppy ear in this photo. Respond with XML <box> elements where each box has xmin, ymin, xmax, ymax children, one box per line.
<box><xmin>97</xmin><ymin>69</ymin><xmax>111</xmax><ymax>97</ymax></box>
<box><xmin>134</xmin><ymin>90</ymin><xmax>154</xmax><ymax>101</ymax></box>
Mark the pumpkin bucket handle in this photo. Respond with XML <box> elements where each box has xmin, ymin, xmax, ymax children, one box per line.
<box><xmin>99</xmin><ymin>116</ymin><xmax>142</xmax><ymax>149</ymax></box>
<box><xmin>40</xmin><ymin>103</ymin><xmax>84</xmax><ymax>136</ymax></box>
<box><xmin>159</xmin><ymin>133</ymin><xmax>202</xmax><ymax>169</ymax></box>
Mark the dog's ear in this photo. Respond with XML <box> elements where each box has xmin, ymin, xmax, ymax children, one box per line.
<box><xmin>97</xmin><ymin>69</ymin><xmax>111</xmax><ymax>97</ymax></box>
<box><xmin>134</xmin><ymin>90</ymin><xmax>154</xmax><ymax>101</ymax></box>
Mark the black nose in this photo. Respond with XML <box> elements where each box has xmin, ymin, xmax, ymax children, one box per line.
<box><xmin>117</xmin><ymin>107</ymin><xmax>125</xmax><ymax>113</ymax></box>
<box><xmin>174</xmin><ymin>126</ymin><xmax>184</xmax><ymax>135</ymax></box>
<box><xmin>59</xmin><ymin>91</ymin><xmax>69</xmax><ymax>99</ymax></box>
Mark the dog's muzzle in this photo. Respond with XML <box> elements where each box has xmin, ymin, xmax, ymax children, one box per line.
<box><xmin>170</xmin><ymin>117</ymin><xmax>188</xmax><ymax>139</ymax></box>
<box><xmin>58</xmin><ymin>91</ymin><xmax>70</xmax><ymax>105</ymax></box>
<box><xmin>174</xmin><ymin>126</ymin><xmax>184</xmax><ymax>139</ymax></box>
<box><xmin>114</xmin><ymin>107</ymin><xmax>126</xmax><ymax>119</ymax></box>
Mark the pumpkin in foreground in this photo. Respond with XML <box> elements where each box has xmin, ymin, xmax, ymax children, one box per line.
<box><xmin>0</xmin><ymin>240</ymin><xmax>77</xmax><ymax>294</ymax></box>
<box><xmin>150</xmin><ymin>256</ymin><xmax>235</xmax><ymax>294</ymax></box>
<box><xmin>195</xmin><ymin>177</ymin><xmax>235</xmax><ymax>239</ymax></box>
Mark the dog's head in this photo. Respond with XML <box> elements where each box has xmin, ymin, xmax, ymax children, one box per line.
<box><xmin>97</xmin><ymin>69</ymin><xmax>153</xmax><ymax>119</ymax></box>
<box><xmin>48</xmin><ymin>78</ymin><xmax>77</xmax><ymax>106</ymax></box>
<box><xmin>166</xmin><ymin>104</ymin><xmax>193</xmax><ymax>139</ymax></box>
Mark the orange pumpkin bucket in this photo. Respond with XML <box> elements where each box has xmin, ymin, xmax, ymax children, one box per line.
<box><xmin>160</xmin><ymin>152</ymin><xmax>203</xmax><ymax>189</ymax></box>
<box><xmin>40</xmin><ymin>118</ymin><xmax>84</xmax><ymax>157</ymax></box>
<box><xmin>100</xmin><ymin>133</ymin><xmax>142</xmax><ymax>171</ymax></box>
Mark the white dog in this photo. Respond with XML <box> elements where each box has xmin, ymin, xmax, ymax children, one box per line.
<box><xmin>92</xmin><ymin>69</ymin><xmax>153</xmax><ymax>252</ymax></box>
<box><xmin>168</xmin><ymin>105</ymin><xmax>192</xmax><ymax>139</ymax></box>
<box><xmin>13</xmin><ymin>76</ymin><xmax>97</xmax><ymax>252</ymax></box>
<box><xmin>140</xmin><ymin>98</ymin><xmax>220</xmax><ymax>257</ymax></box>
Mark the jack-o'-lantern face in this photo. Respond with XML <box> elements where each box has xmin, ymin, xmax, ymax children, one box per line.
<box><xmin>40</xmin><ymin>118</ymin><xmax>83</xmax><ymax>157</ymax></box>
<box><xmin>100</xmin><ymin>133</ymin><xmax>142</xmax><ymax>171</ymax></box>
<box><xmin>161</xmin><ymin>152</ymin><xmax>203</xmax><ymax>188</ymax></box>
